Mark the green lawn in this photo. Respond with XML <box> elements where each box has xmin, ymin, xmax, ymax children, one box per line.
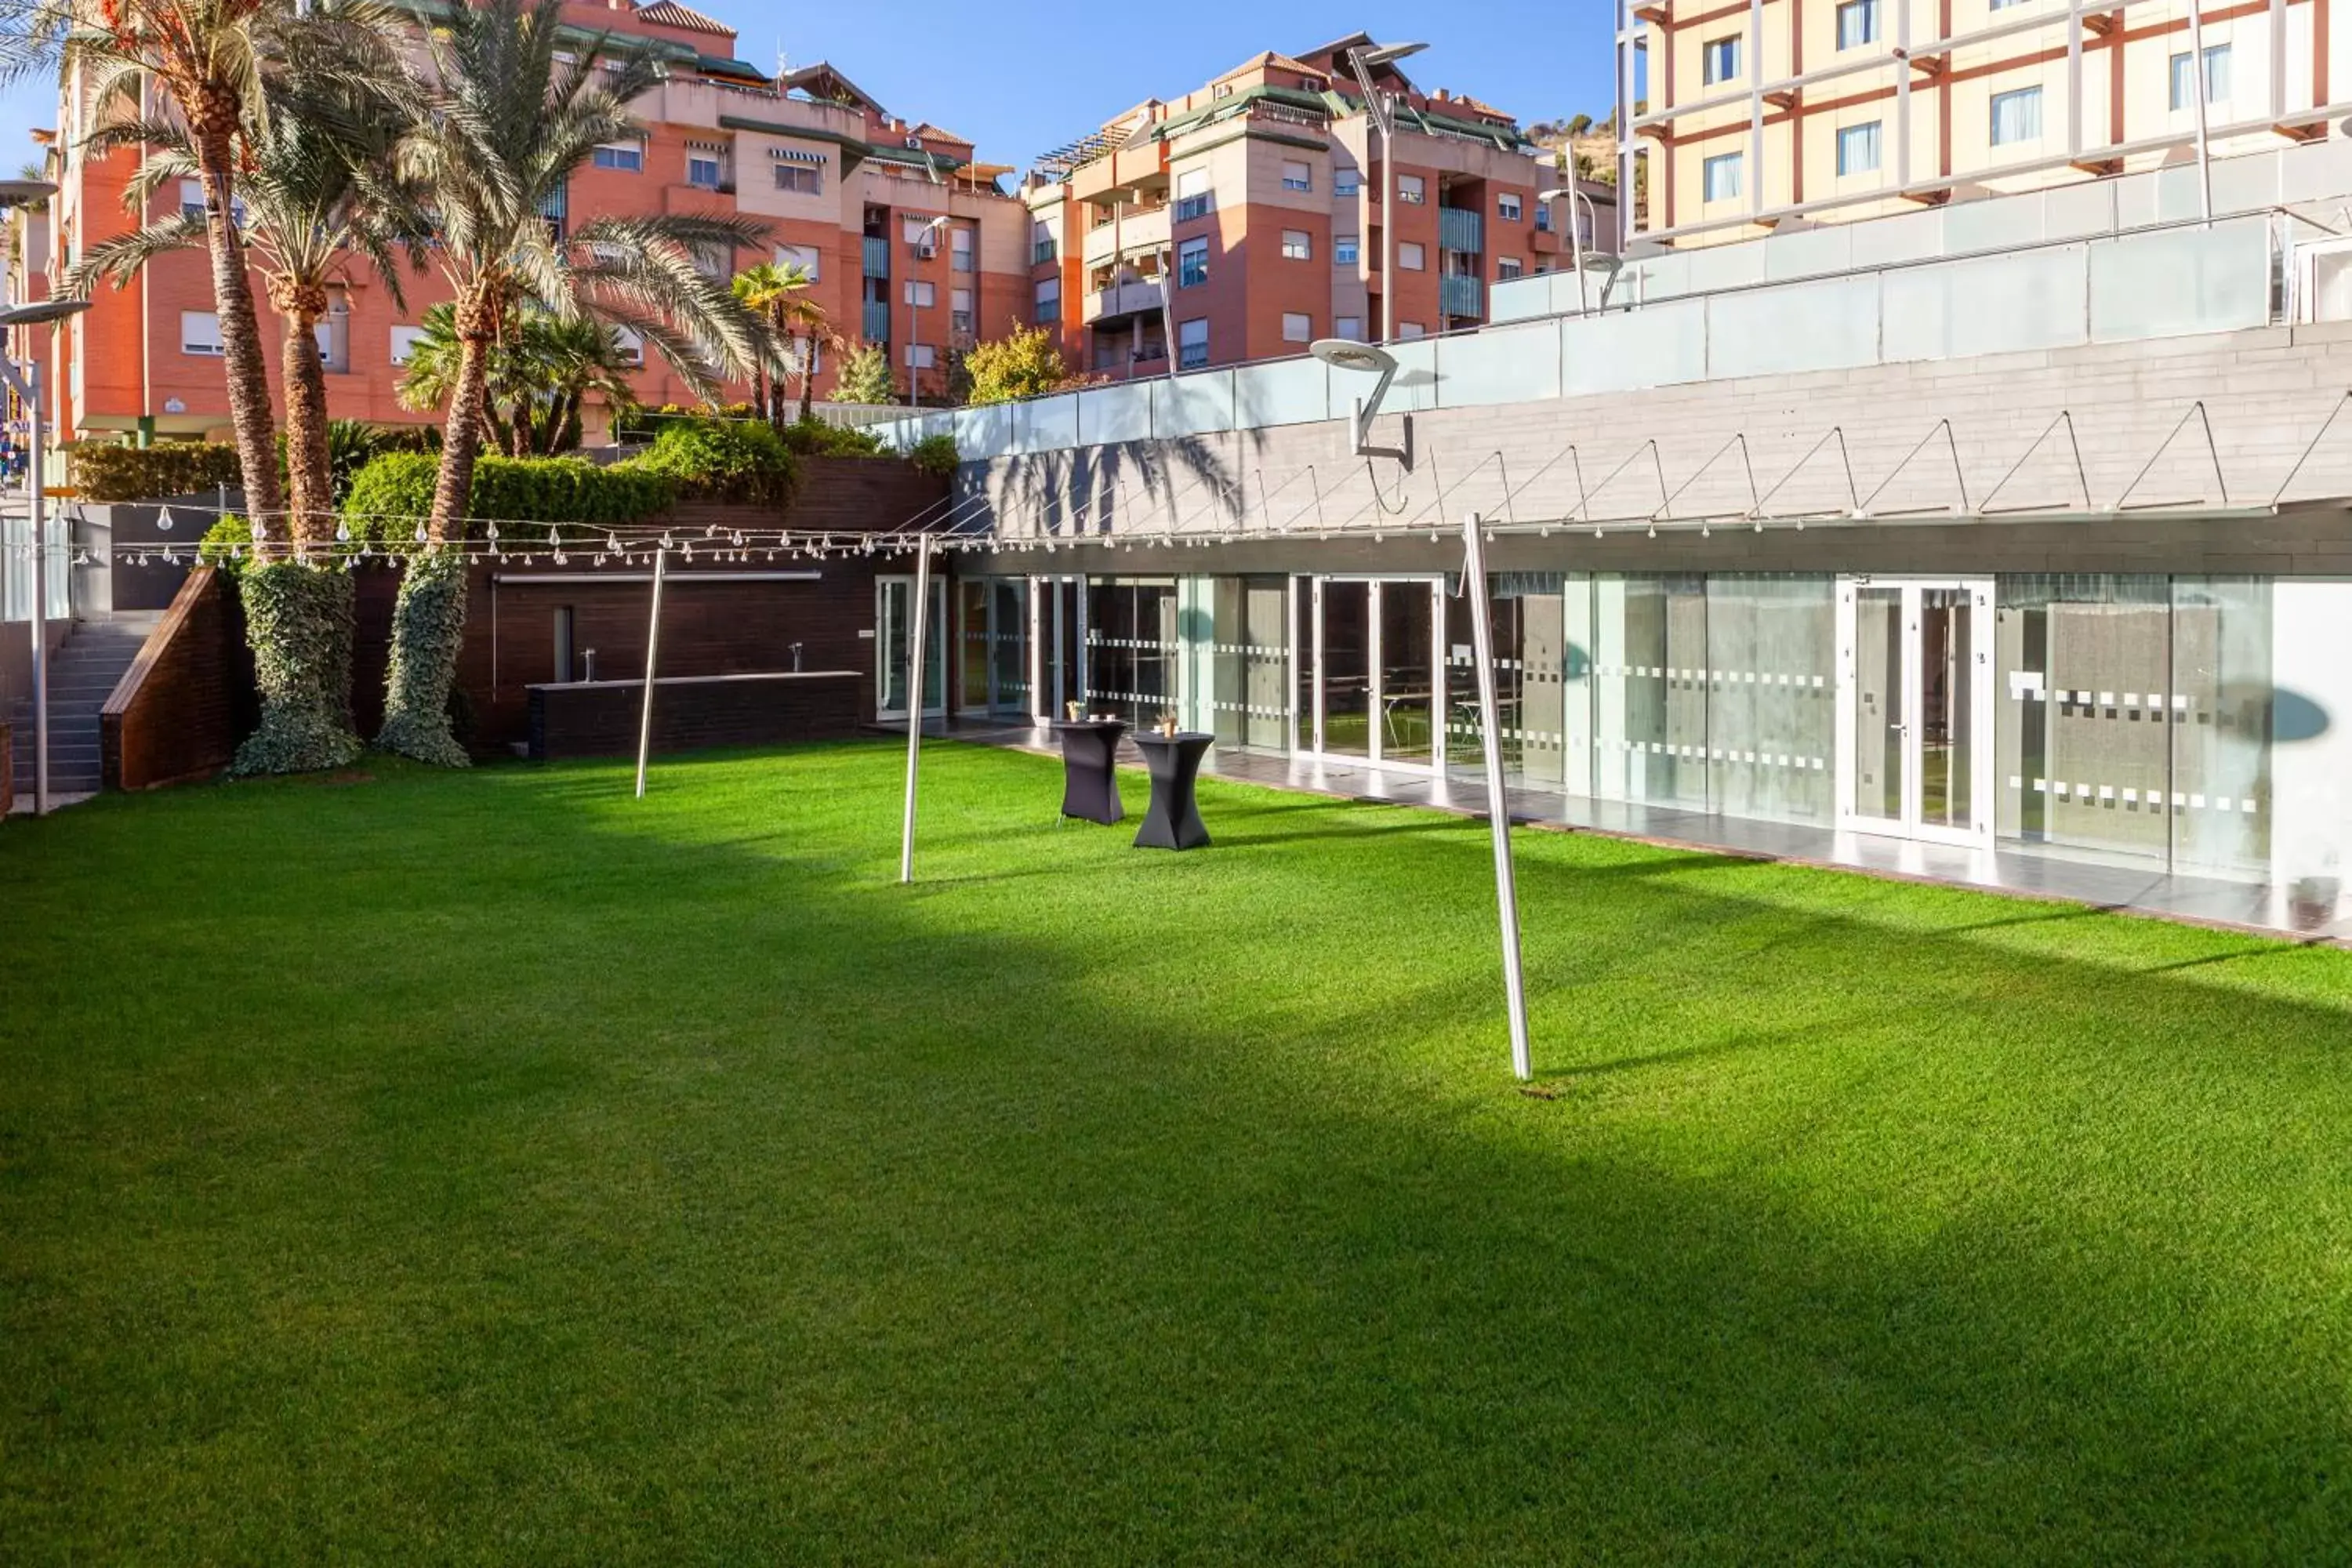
<box><xmin>5</xmin><ymin>741</ymin><xmax>2352</xmax><ymax>1562</ymax></box>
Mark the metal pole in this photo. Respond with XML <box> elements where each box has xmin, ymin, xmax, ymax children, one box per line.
<box><xmin>633</xmin><ymin>545</ymin><xmax>667</xmax><ymax>799</ymax></box>
<box><xmin>2188</xmin><ymin>0</ymin><xmax>2214</xmax><ymax>226</ymax></box>
<box><xmin>28</xmin><ymin>361</ymin><xmax>47</xmax><ymax>815</ymax></box>
<box><xmin>1459</xmin><ymin>510</ymin><xmax>1531</xmax><ymax>1080</ymax></box>
<box><xmin>1380</xmin><ymin>93</ymin><xmax>1396</xmax><ymax>345</ymax></box>
<box><xmin>899</xmin><ymin>532</ymin><xmax>933</xmax><ymax>884</ymax></box>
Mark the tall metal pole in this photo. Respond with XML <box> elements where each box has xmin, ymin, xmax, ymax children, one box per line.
<box><xmin>1460</xmin><ymin>510</ymin><xmax>1531</xmax><ymax>1080</ymax></box>
<box><xmin>899</xmin><ymin>532</ymin><xmax>933</xmax><ymax>884</ymax></box>
<box><xmin>2187</xmin><ymin>0</ymin><xmax>2214</xmax><ymax>226</ymax></box>
<box><xmin>633</xmin><ymin>545</ymin><xmax>667</xmax><ymax>799</ymax></box>
<box><xmin>27</xmin><ymin>357</ymin><xmax>47</xmax><ymax>815</ymax></box>
<box><xmin>1379</xmin><ymin>93</ymin><xmax>1397</xmax><ymax>345</ymax></box>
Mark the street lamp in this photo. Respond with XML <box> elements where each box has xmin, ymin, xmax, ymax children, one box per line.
<box><xmin>1342</xmin><ymin>39</ymin><xmax>1426</xmax><ymax>347</ymax></box>
<box><xmin>0</xmin><ymin>289</ymin><xmax>93</xmax><ymax>818</ymax></box>
<box><xmin>1309</xmin><ymin>337</ymin><xmax>1409</xmax><ymax>465</ymax></box>
<box><xmin>1537</xmin><ymin>184</ymin><xmax>1623</xmax><ymax>317</ymax></box>
<box><xmin>907</xmin><ymin>213</ymin><xmax>949</xmax><ymax>407</ymax></box>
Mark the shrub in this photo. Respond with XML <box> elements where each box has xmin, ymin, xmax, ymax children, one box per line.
<box><xmin>341</xmin><ymin>451</ymin><xmax>675</xmax><ymax>547</ymax></box>
<box><xmin>67</xmin><ymin>440</ymin><xmax>245</xmax><ymax>503</ymax></box>
<box><xmin>779</xmin><ymin>417</ymin><xmax>886</xmax><ymax>459</ymax></box>
<box><xmin>615</xmin><ymin>401</ymin><xmax>756</xmax><ymax>444</ymax></box>
<box><xmin>906</xmin><ymin>433</ymin><xmax>961</xmax><ymax>478</ymax></box>
<box><xmin>620</xmin><ymin>418</ymin><xmax>798</xmax><ymax>506</ymax></box>
<box><xmin>197</xmin><ymin>514</ymin><xmax>254</xmax><ymax>575</ymax></box>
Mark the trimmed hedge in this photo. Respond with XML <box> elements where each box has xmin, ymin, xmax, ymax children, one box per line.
<box><xmin>342</xmin><ymin>452</ymin><xmax>675</xmax><ymax>546</ymax></box>
<box><xmin>620</xmin><ymin>419</ymin><xmax>798</xmax><ymax>506</ymax></box>
<box><xmin>68</xmin><ymin>441</ymin><xmax>245</xmax><ymax>503</ymax></box>
<box><xmin>907</xmin><ymin>433</ymin><xmax>960</xmax><ymax>477</ymax></box>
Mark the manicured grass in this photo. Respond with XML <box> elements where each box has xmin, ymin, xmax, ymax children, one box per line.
<box><xmin>5</xmin><ymin>741</ymin><xmax>2352</xmax><ymax>1562</ymax></box>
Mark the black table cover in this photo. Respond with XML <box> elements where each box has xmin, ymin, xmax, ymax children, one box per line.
<box><xmin>1051</xmin><ymin>720</ymin><xmax>1127</xmax><ymax>824</ymax></box>
<box><xmin>1131</xmin><ymin>731</ymin><xmax>1214</xmax><ymax>851</ymax></box>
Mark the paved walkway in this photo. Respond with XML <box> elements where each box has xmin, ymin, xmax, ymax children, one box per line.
<box><xmin>938</xmin><ymin>721</ymin><xmax>2350</xmax><ymax>946</ymax></box>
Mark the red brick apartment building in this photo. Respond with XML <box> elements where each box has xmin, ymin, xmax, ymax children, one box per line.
<box><xmin>1023</xmin><ymin>32</ymin><xmax>1610</xmax><ymax>377</ymax></box>
<box><xmin>37</xmin><ymin>0</ymin><xmax>1035</xmax><ymax>443</ymax></box>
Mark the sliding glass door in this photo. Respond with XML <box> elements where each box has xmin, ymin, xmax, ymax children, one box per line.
<box><xmin>1299</xmin><ymin>576</ymin><xmax>1444</xmax><ymax>770</ymax></box>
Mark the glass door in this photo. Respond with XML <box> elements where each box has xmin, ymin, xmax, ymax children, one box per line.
<box><xmin>1837</xmin><ymin>577</ymin><xmax>1993</xmax><ymax>847</ymax></box>
<box><xmin>1301</xmin><ymin>576</ymin><xmax>1445</xmax><ymax>770</ymax></box>
<box><xmin>877</xmin><ymin>575</ymin><xmax>947</xmax><ymax>721</ymax></box>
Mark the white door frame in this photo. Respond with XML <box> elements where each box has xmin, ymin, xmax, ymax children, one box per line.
<box><xmin>1296</xmin><ymin>574</ymin><xmax>1446</xmax><ymax>771</ymax></box>
<box><xmin>1835</xmin><ymin>575</ymin><xmax>1995</xmax><ymax>848</ymax></box>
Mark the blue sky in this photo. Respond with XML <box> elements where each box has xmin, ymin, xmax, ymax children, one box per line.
<box><xmin>0</xmin><ymin>0</ymin><xmax>1621</xmax><ymax>180</ymax></box>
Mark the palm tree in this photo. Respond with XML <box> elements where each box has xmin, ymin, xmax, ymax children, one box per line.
<box><xmin>65</xmin><ymin>16</ymin><xmax>408</xmax><ymax>775</ymax></box>
<box><xmin>370</xmin><ymin>0</ymin><xmax>768</xmax><ymax>765</ymax></box>
<box><xmin>731</xmin><ymin>260</ymin><xmax>827</xmax><ymax>428</ymax></box>
<box><xmin>60</xmin><ymin>0</ymin><xmax>390</xmax><ymax>556</ymax></box>
<box><xmin>396</xmin><ymin>303</ymin><xmax>639</xmax><ymax>455</ymax></box>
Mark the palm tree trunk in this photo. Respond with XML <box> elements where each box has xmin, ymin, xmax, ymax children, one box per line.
<box><xmin>376</xmin><ymin>287</ymin><xmax>491</xmax><ymax>768</ymax></box>
<box><xmin>228</xmin><ymin>292</ymin><xmax>362</xmax><ymax>775</ymax></box>
<box><xmin>191</xmin><ymin>118</ymin><xmax>285</xmax><ymax>556</ymax></box>
<box><xmin>752</xmin><ymin>362</ymin><xmax>768</xmax><ymax>431</ymax></box>
<box><xmin>797</xmin><ymin>331</ymin><xmax>817</xmax><ymax>424</ymax></box>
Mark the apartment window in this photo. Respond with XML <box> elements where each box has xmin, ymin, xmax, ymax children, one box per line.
<box><xmin>950</xmin><ymin>226</ymin><xmax>973</xmax><ymax>272</ymax></box>
<box><xmin>1836</xmin><ymin>0</ymin><xmax>1878</xmax><ymax>49</ymax></box>
<box><xmin>1398</xmin><ymin>240</ymin><xmax>1426</xmax><ymax>270</ymax></box>
<box><xmin>904</xmin><ymin>343</ymin><xmax>936</xmax><ymax>369</ymax></box>
<box><xmin>389</xmin><ymin>324</ymin><xmax>427</xmax><ymax>365</ymax></box>
<box><xmin>1396</xmin><ymin>172</ymin><xmax>1425</xmax><ymax>205</ymax></box>
<box><xmin>1488</xmin><ymin>194</ymin><xmax>1517</xmax><ymax>224</ymax></box>
<box><xmin>1281</xmin><ymin>229</ymin><xmax>1311</xmax><ymax>260</ymax></box>
<box><xmin>1334</xmin><ymin>234</ymin><xmax>1359</xmax><ymax>265</ymax></box>
<box><xmin>903</xmin><ymin>279</ymin><xmax>935</xmax><ymax>307</ymax></box>
<box><xmin>950</xmin><ymin>287</ymin><xmax>973</xmax><ymax>335</ymax></box>
<box><xmin>902</xmin><ymin>214</ymin><xmax>943</xmax><ymax>253</ymax></box>
<box><xmin>1178</xmin><ymin>316</ymin><xmax>1209</xmax><ymax>368</ymax></box>
<box><xmin>2172</xmin><ymin>44</ymin><xmax>2230</xmax><ymax>109</ymax></box>
<box><xmin>1990</xmin><ymin>85</ymin><xmax>2043</xmax><ymax>146</ymax></box>
<box><xmin>786</xmin><ymin>339</ymin><xmax>822</xmax><ymax>377</ymax></box>
<box><xmin>1703</xmin><ymin>35</ymin><xmax>1740</xmax><ymax>84</ymax></box>
<box><xmin>1334</xmin><ymin>314</ymin><xmax>1363</xmax><ymax>341</ymax></box>
<box><xmin>1281</xmin><ymin>158</ymin><xmax>1312</xmax><ymax>192</ymax></box>
<box><xmin>1282</xmin><ymin>310</ymin><xmax>1312</xmax><ymax>343</ymax></box>
<box><xmin>1497</xmin><ymin>256</ymin><xmax>1523</xmax><ymax>278</ymax></box>
<box><xmin>592</xmin><ymin>140</ymin><xmax>644</xmax><ymax>172</ymax></box>
<box><xmin>1837</xmin><ymin>121</ymin><xmax>1882</xmax><ymax>176</ymax></box>
<box><xmin>687</xmin><ymin>154</ymin><xmax>723</xmax><ymax>188</ymax></box>
<box><xmin>775</xmin><ymin>241</ymin><xmax>822</xmax><ymax>281</ymax></box>
<box><xmin>1175</xmin><ymin>167</ymin><xmax>1212</xmax><ymax>221</ymax></box>
<box><xmin>1035</xmin><ymin>275</ymin><xmax>1061</xmax><ymax>314</ymax></box>
<box><xmin>1178</xmin><ymin>236</ymin><xmax>1209</xmax><ymax>287</ymax></box>
<box><xmin>1397</xmin><ymin>321</ymin><xmax>1425</xmax><ymax>340</ymax></box>
<box><xmin>772</xmin><ymin>162</ymin><xmax>822</xmax><ymax>194</ymax></box>
<box><xmin>1703</xmin><ymin>151</ymin><xmax>1743</xmax><ymax>201</ymax></box>
<box><xmin>692</xmin><ymin>243</ymin><xmax>729</xmax><ymax>281</ymax></box>
<box><xmin>1335</xmin><ymin>168</ymin><xmax>1360</xmax><ymax>198</ymax></box>
<box><xmin>1535</xmin><ymin>204</ymin><xmax>1552</xmax><ymax>231</ymax></box>
<box><xmin>612</xmin><ymin>326</ymin><xmax>644</xmax><ymax>366</ymax></box>
<box><xmin>177</xmin><ymin>178</ymin><xmax>245</xmax><ymax>226</ymax></box>
<box><xmin>180</xmin><ymin>310</ymin><xmax>223</xmax><ymax>356</ymax></box>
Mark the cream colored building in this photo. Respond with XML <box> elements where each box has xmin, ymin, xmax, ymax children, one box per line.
<box><xmin>1624</xmin><ymin>0</ymin><xmax>2352</xmax><ymax>244</ymax></box>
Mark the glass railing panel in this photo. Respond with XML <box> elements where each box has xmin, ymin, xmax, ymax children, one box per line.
<box><xmin>1705</xmin><ymin>274</ymin><xmax>1882</xmax><ymax>381</ymax></box>
<box><xmin>1434</xmin><ymin>320</ymin><xmax>1562</xmax><ymax>408</ymax></box>
<box><xmin>1016</xmin><ymin>392</ymin><xmax>1080</xmax><ymax>454</ymax></box>
<box><xmin>1151</xmin><ymin>369</ymin><xmax>1237</xmax><ymax>437</ymax></box>
<box><xmin>1232</xmin><ymin>358</ymin><xmax>1331</xmax><ymax>430</ymax></box>
<box><xmin>2087</xmin><ymin>216</ymin><xmax>2270</xmax><ymax>343</ymax></box>
<box><xmin>1487</xmin><ymin>274</ymin><xmax>1551</xmax><ymax>324</ymax></box>
<box><xmin>1077</xmin><ymin>380</ymin><xmax>1154</xmax><ymax>445</ymax></box>
<box><xmin>1882</xmin><ymin>247</ymin><xmax>2089</xmax><ymax>364</ymax></box>
<box><xmin>1560</xmin><ymin>298</ymin><xmax>1707</xmax><ymax>397</ymax></box>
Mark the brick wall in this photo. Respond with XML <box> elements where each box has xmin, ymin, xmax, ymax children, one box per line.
<box><xmin>528</xmin><ymin>670</ymin><xmax>862</xmax><ymax>760</ymax></box>
<box><xmin>100</xmin><ymin>567</ymin><xmax>258</xmax><ymax>790</ymax></box>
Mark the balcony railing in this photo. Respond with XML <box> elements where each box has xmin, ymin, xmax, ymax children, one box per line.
<box><xmin>1081</xmin><ymin>277</ymin><xmax>1167</xmax><ymax>325</ymax></box>
<box><xmin>862</xmin><ymin>235</ymin><xmax>890</xmax><ymax>279</ymax></box>
<box><xmin>862</xmin><ymin>299</ymin><xmax>891</xmax><ymax>343</ymax></box>
<box><xmin>1440</xmin><ymin>273</ymin><xmax>1484</xmax><ymax>318</ymax></box>
<box><xmin>1439</xmin><ymin>205</ymin><xmax>1484</xmax><ymax>255</ymax></box>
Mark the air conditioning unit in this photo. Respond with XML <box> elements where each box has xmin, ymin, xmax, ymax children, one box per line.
<box><xmin>904</xmin><ymin>135</ymin><xmax>923</xmax><ymax>149</ymax></box>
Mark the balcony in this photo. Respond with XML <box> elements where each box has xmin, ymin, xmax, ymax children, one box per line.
<box><xmin>1440</xmin><ymin>273</ymin><xmax>1484</xmax><ymax>319</ymax></box>
<box><xmin>862</xmin><ymin>235</ymin><xmax>891</xmax><ymax>279</ymax></box>
<box><xmin>862</xmin><ymin>299</ymin><xmax>891</xmax><ymax>343</ymax></box>
<box><xmin>1080</xmin><ymin>203</ymin><xmax>1169</xmax><ymax>267</ymax></box>
<box><xmin>1081</xmin><ymin>277</ymin><xmax>1166</xmax><ymax>327</ymax></box>
<box><xmin>1439</xmin><ymin>205</ymin><xmax>1484</xmax><ymax>256</ymax></box>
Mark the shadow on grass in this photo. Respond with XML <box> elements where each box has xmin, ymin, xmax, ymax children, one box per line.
<box><xmin>4</xmin><ymin>742</ymin><xmax>2351</xmax><ymax>1560</ymax></box>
